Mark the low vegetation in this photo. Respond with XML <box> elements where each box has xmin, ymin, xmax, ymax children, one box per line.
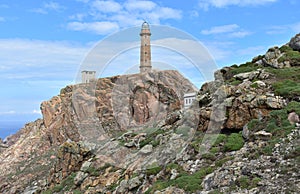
<box><xmin>247</xmin><ymin>101</ymin><xmax>300</xmax><ymax>156</ymax></box>
<box><xmin>42</xmin><ymin>173</ymin><xmax>77</xmax><ymax>193</ymax></box>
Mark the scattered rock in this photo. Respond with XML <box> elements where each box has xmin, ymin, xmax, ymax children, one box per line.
<box><xmin>170</xmin><ymin>169</ymin><xmax>179</xmax><ymax>180</ymax></box>
<box><xmin>254</xmin><ymin>130</ymin><xmax>272</xmax><ymax>141</ymax></box>
<box><xmin>288</xmin><ymin>112</ymin><xmax>300</xmax><ymax>125</ymax></box>
<box><xmin>242</xmin><ymin>124</ymin><xmax>250</xmax><ymax>140</ymax></box>
<box><xmin>74</xmin><ymin>171</ymin><xmax>88</xmax><ymax>185</ymax></box>
<box><xmin>253</xmin><ymin>80</ymin><xmax>266</xmax><ymax>88</ymax></box>
<box><xmin>234</xmin><ymin>70</ymin><xmax>260</xmax><ymax>81</ymax></box>
<box><xmin>128</xmin><ymin>177</ymin><xmax>141</xmax><ymax>190</ymax></box>
<box><xmin>139</xmin><ymin>144</ymin><xmax>153</xmax><ymax>154</ymax></box>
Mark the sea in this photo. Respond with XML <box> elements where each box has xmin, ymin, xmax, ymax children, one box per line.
<box><xmin>0</xmin><ymin>121</ymin><xmax>26</xmax><ymax>140</ymax></box>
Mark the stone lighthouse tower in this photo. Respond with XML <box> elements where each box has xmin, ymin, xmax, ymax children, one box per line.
<box><xmin>139</xmin><ymin>21</ymin><xmax>152</xmax><ymax>73</ymax></box>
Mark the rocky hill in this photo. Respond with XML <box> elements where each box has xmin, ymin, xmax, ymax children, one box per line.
<box><xmin>0</xmin><ymin>34</ymin><xmax>300</xmax><ymax>194</ymax></box>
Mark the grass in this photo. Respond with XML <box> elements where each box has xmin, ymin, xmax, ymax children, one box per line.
<box><xmin>278</xmin><ymin>48</ymin><xmax>300</xmax><ymax>65</ymax></box>
<box><xmin>226</xmin><ymin>77</ymin><xmax>242</xmax><ymax>86</ymax></box>
<box><xmin>146</xmin><ymin>166</ymin><xmax>215</xmax><ymax>193</ymax></box>
<box><xmin>272</xmin><ymin>80</ymin><xmax>300</xmax><ymax>98</ymax></box>
<box><xmin>264</xmin><ymin>66</ymin><xmax>300</xmax><ymax>99</ymax></box>
<box><xmin>247</xmin><ymin>101</ymin><xmax>300</xmax><ymax>155</ymax></box>
<box><xmin>224</xmin><ymin>132</ymin><xmax>244</xmax><ymax>151</ymax></box>
<box><xmin>139</xmin><ymin>128</ymin><xmax>164</xmax><ymax>148</ymax></box>
<box><xmin>215</xmin><ymin>156</ymin><xmax>234</xmax><ymax>167</ymax></box>
<box><xmin>145</xmin><ymin>165</ymin><xmax>163</xmax><ymax>176</ymax></box>
<box><xmin>229</xmin><ymin>62</ymin><xmax>262</xmax><ymax>75</ymax></box>
<box><xmin>191</xmin><ymin>132</ymin><xmax>244</xmax><ymax>154</ymax></box>
<box><xmin>236</xmin><ymin>176</ymin><xmax>261</xmax><ymax>189</ymax></box>
<box><xmin>42</xmin><ymin>172</ymin><xmax>77</xmax><ymax>193</ymax></box>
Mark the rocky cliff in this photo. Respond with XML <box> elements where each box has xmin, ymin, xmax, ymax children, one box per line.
<box><xmin>0</xmin><ymin>34</ymin><xmax>300</xmax><ymax>194</ymax></box>
<box><xmin>0</xmin><ymin>70</ymin><xmax>196</xmax><ymax>193</ymax></box>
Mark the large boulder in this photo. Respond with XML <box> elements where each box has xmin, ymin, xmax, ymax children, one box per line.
<box><xmin>289</xmin><ymin>33</ymin><xmax>300</xmax><ymax>51</ymax></box>
<box><xmin>262</xmin><ymin>47</ymin><xmax>291</xmax><ymax>68</ymax></box>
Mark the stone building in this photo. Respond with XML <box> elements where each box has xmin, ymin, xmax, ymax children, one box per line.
<box><xmin>139</xmin><ymin>22</ymin><xmax>152</xmax><ymax>73</ymax></box>
<box><xmin>81</xmin><ymin>70</ymin><xmax>96</xmax><ymax>83</ymax></box>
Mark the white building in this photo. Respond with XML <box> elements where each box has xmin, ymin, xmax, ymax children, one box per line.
<box><xmin>81</xmin><ymin>70</ymin><xmax>96</xmax><ymax>83</ymax></box>
<box><xmin>184</xmin><ymin>92</ymin><xmax>197</xmax><ymax>109</ymax></box>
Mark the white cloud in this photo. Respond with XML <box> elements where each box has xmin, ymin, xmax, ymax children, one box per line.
<box><xmin>266</xmin><ymin>22</ymin><xmax>300</xmax><ymax>34</ymax></box>
<box><xmin>67</xmin><ymin>21</ymin><xmax>119</xmax><ymax>35</ymax></box>
<box><xmin>32</xmin><ymin>109</ymin><xmax>42</xmax><ymax>115</ymax></box>
<box><xmin>124</xmin><ymin>0</ymin><xmax>157</xmax><ymax>11</ymax></box>
<box><xmin>0</xmin><ymin>39</ymin><xmax>88</xmax><ymax>80</ymax></box>
<box><xmin>201</xmin><ymin>24</ymin><xmax>251</xmax><ymax>38</ymax></box>
<box><xmin>76</xmin><ymin>0</ymin><xmax>90</xmax><ymax>3</ymax></box>
<box><xmin>31</xmin><ymin>1</ymin><xmax>64</xmax><ymax>14</ymax></box>
<box><xmin>92</xmin><ymin>0</ymin><xmax>122</xmax><ymax>13</ymax></box>
<box><xmin>228</xmin><ymin>30</ymin><xmax>252</xmax><ymax>38</ymax></box>
<box><xmin>68</xmin><ymin>0</ymin><xmax>182</xmax><ymax>34</ymax></box>
<box><xmin>31</xmin><ymin>8</ymin><xmax>48</xmax><ymax>14</ymax></box>
<box><xmin>44</xmin><ymin>1</ymin><xmax>64</xmax><ymax>11</ymax></box>
<box><xmin>201</xmin><ymin>24</ymin><xmax>239</xmax><ymax>35</ymax></box>
<box><xmin>0</xmin><ymin>111</ymin><xmax>16</xmax><ymax>115</ymax></box>
<box><xmin>198</xmin><ymin>0</ymin><xmax>278</xmax><ymax>9</ymax></box>
<box><xmin>69</xmin><ymin>13</ymin><xmax>87</xmax><ymax>21</ymax></box>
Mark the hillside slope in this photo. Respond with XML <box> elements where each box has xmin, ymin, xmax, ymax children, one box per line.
<box><xmin>0</xmin><ymin>34</ymin><xmax>300</xmax><ymax>194</ymax></box>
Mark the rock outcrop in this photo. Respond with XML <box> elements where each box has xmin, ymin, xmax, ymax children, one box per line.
<box><xmin>0</xmin><ymin>70</ymin><xmax>196</xmax><ymax>193</ymax></box>
<box><xmin>1</xmin><ymin>35</ymin><xmax>300</xmax><ymax>194</ymax></box>
<box><xmin>289</xmin><ymin>33</ymin><xmax>300</xmax><ymax>51</ymax></box>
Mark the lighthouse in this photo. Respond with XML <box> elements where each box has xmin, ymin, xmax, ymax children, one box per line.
<box><xmin>139</xmin><ymin>22</ymin><xmax>152</xmax><ymax>73</ymax></box>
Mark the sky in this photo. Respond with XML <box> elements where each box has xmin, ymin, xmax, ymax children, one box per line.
<box><xmin>0</xmin><ymin>0</ymin><xmax>299</xmax><ymax>138</ymax></box>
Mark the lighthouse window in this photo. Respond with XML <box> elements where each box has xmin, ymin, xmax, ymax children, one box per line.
<box><xmin>145</xmin><ymin>52</ymin><xmax>147</xmax><ymax>54</ymax></box>
<box><xmin>145</xmin><ymin>44</ymin><xmax>147</xmax><ymax>46</ymax></box>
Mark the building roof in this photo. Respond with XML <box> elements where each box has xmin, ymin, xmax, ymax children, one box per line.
<box><xmin>81</xmin><ymin>70</ymin><xmax>96</xmax><ymax>73</ymax></box>
<box><xmin>184</xmin><ymin>92</ymin><xmax>197</xmax><ymax>98</ymax></box>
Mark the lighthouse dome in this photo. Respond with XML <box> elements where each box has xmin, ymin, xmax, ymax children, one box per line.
<box><xmin>141</xmin><ymin>21</ymin><xmax>150</xmax><ymax>29</ymax></box>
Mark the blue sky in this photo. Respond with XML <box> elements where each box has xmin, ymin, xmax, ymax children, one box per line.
<box><xmin>0</xmin><ymin>0</ymin><xmax>299</xmax><ymax>138</ymax></box>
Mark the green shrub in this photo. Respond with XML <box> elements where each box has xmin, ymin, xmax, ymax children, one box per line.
<box><xmin>172</xmin><ymin>167</ymin><xmax>214</xmax><ymax>192</ymax></box>
<box><xmin>146</xmin><ymin>166</ymin><xmax>215</xmax><ymax>193</ymax></box>
<box><xmin>139</xmin><ymin>128</ymin><xmax>164</xmax><ymax>148</ymax></box>
<box><xmin>247</xmin><ymin>119</ymin><xmax>260</xmax><ymax>131</ymax></box>
<box><xmin>230</xmin><ymin>62</ymin><xmax>262</xmax><ymax>75</ymax></box>
<box><xmin>210</xmin><ymin>147</ymin><xmax>220</xmax><ymax>154</ymax></box>
<box><xmin>238</xmin><ymin>176</ymin><xmax>250</xmax><ymax>189</ymax></box>
<box><xmin>86</xmin><ymin>166</ymin><xmax>100</xmax><ymax>176</ymax></box>
<box><xmin>215</xmin><ymin>156</ymin><xmax>234</xmax><ymax>167</ymax></box>
<box><xmin>237</xmin><ymin>176</ymin><xmax>261</xmax><ymax>189</ymax></box>
<box><xmin>279</xmin><ymin>45</ymin><xmax>293</xmax><ymax>53</ymax></box>
<box><xmin>272</xmin><ymin>80</ymin><xmax>300</xmax><ymax>98</ymax></box>
<box><xmin>213</xmin><ymin>134</ymin><xmax>227</xmax><ymax>146</ymax></box>
<box><xmin>73</xmin><ymin>190</ymin><xmax>82</xmax><ymax>194</ymax></box>
<box><xmin>166</xmin><ymin>163</ymin><xmax>182</xmax><ymax>173</ymax></box>
<box><xmin>202</xmin><ymin>152</ymin><xmax>216</xmax><ymax>160</ymax></box>
<box><xmin>224</xmin><ymin>133</ymin><xmax>244</xmax><ymax>151</ymax></box>
<box><xmin>278</xmin><ymin>50</ymin><xmax>300</xmax><ymax>65</ymax></box>
<box><xmin>146</xmin><ymin>166</ymin><xmax>162</xmax><ymax>176</ymax></box>
<box><xmin>146</xmin><ymin>180</ymin><xmax>170</xmax><ymax>193</ymax></box>
<box><xmin>286</xmin><ymin>101</ymin><xmax>300</xmax><ymax>114</ymax></box>
<box><xmin>226</xmin><ymin>78</ymin><xmax>242</xmax><ymax>85</ymax></box>
<box><xmin>251</xmin><ymin>82</ymin><xmax>259</xmax><ymax>89</ymax></box>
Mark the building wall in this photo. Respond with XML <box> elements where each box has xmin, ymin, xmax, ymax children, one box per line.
<box><xmin>81</xmin><ymin>71</ymin><xmax>96</xmax><ymax>83</ymax></box>
<box><xmin>184</xmin><ymin>93</ymin><xmax>197</xmax><ymax>109</ymax></box>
